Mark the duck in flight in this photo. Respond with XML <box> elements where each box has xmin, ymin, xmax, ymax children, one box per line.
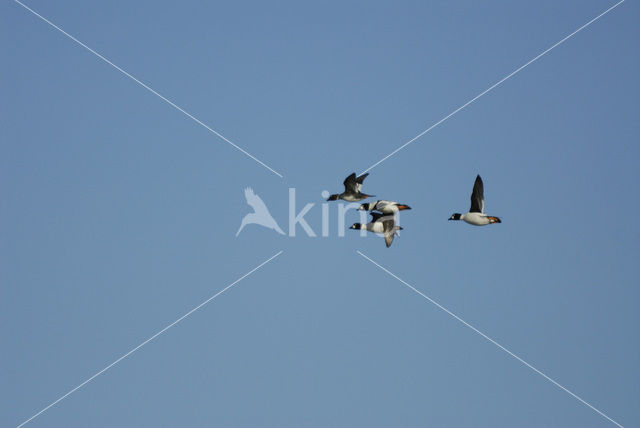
<box><xmin>350</xmin><ymin>211</ymin><xmax>403</xmax><ymax>247</ymax></box>
<box><xmin>327</xmin><ymin>172</ymin><xmax>374</xmax><ymax>202</ymax></box>
<box><xmin>449</xmin><ymin>175</ymin><xmax>501</xmax><ymax>226</ymax></box>
<box><xmin>358</xmin><ymin>200</ymin><xmax>411</xmax><ymax>214</ymax></box>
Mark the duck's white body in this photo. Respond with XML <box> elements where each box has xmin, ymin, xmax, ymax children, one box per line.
<box><xmin>361</xmin><ymin>221</ymin><xmax>400</xmax><ymax>234</ymax></box>
<box><xmin>460</xmin><ymin>212</ymin><xmax>499</xmax><ymax>226</ymax></box>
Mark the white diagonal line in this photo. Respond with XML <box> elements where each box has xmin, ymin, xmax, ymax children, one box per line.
<box><xmin>356</xmin><ymin>250</ymin><xmax>624</xmax><ymax>428</ymax></box>
<box><xmin>16</xmin><ymin>250</ymin><xmax>284</xmax><ymax>428</ymax></box>
<box><xmin>13</xmin><ymin>0</ymin><xmax>284</xmax><ymax>178</ymax></box>
<box><xmin>361</xmin><ymin>0</ymin><xmax>625</xmax><ymax>175</ymax></box>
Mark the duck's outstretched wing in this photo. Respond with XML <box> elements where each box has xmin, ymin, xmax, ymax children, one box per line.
<box><xmin>343</xmin><ymin>172</ymin><xmax>369</xmax><ymax>193</ymax></box>
<box><xmin>382</xmin><ymin>218</ymin><xmax>397</xmax><ymax>247</ymax></box>
<box><xmin>375</xmin><ymin>200</ymin><xmax>410</xmax><ymax>213</ymax></box>
<box><xmin>343</xmin><ymin>173</ymin><xmax>357</xmax><ymax>193</ymax></box>
<box><xmin>469</xmin><ymin>175</ymin><xmax>484</xmax><ymax>213</ymax></box>
<box><xmin>354</xmin><ymin>173</ymin><xmax>369</xmax><ymax>192</ymax></box>
<box><xmin>373</xmin><ymin>200</ymin><xmax>389</xmax><ymax>211</ymax></box>
<box><xmin>245</xmin><ymin>187</ymin><xmax>269</xmax><ymax>213</ymax></box>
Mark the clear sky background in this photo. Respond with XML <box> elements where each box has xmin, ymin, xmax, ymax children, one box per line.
<box><xmin>2</xmin><ymin>1</ymin><xmax>639</xmax><ymax>427</ymax></box>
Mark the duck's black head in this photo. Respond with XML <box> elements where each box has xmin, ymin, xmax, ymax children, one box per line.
<box><xmin>327</xmin><ymin>194</ymin><xmax>340</xmax><ymax>201</ymax></box>
<box><xmin>357</xmin><ymin>203</ymin><xmax>369</xmax><ymax>211</ymax></box>
<box><xmin>350</xmin><ymin>223</ymin><xmax>362</xmax><ymax>229</ymax></box>
<box><xmin>449</xmin><ymin>213</ymin><xmax>462</xmax><ymax>221</ymax></box>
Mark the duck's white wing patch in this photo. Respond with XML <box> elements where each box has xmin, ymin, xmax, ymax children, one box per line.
<box><xmin>354</xmin><ymin>173</ymin><xmax>369</xmax><ymax>192</ymax></box>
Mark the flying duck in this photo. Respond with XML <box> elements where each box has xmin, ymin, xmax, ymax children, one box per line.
<box><xmin>327</xmin><ymin>172</ymin><xmax>374</xmax><ymax>202</ymax></box>
<box><xmin>449</xmin><ymin>175</ymin><xmax>501</xmax><ymax>226</ymax></box>
<box><xmin>358</xmin><ymin>200</ymin><xmax>411</xmax><ymax>214</ymax></box>
<box><xmin>350</xmin><ymin>211</ymin><xmax>403</xmax><ymax>247</ymax></box>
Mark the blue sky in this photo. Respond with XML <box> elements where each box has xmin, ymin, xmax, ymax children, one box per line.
<box><xmin>2</xmin><ymin>1</ymin><xmax>639</xmax><ymax>427</ymax></box>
